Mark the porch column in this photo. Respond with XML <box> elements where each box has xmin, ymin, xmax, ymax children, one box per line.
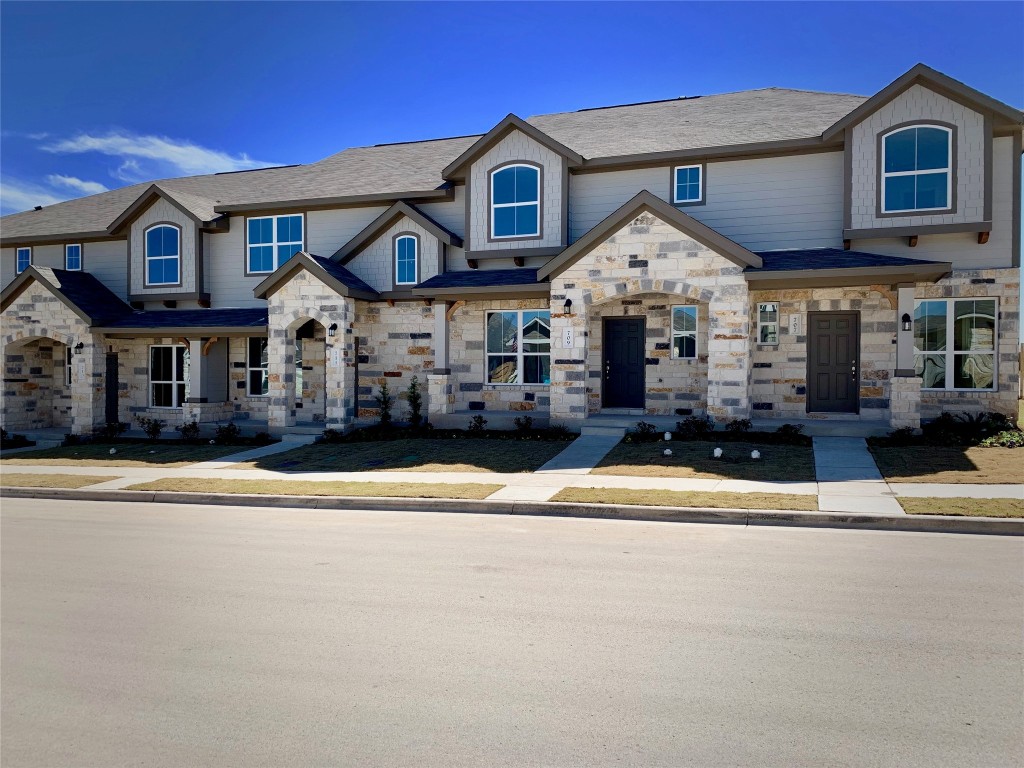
<box><xmin>183</xmin><ymin>338</ymin><xmax>232</xmax><ymax>425</ymax></box>
<box><xmin>427</xmin><ymin>302</ymin><xmax>454</xmax><ymax>417</ymax></box>
<box><xmin>548</xmin><ymin>289</ymin><xmax>587</xmax><ymax>424</ymax></box>
<box><xmin>324</xmin><ymin>297</ymin><xmax>356</xmax><ymax>428</ymax></box>
<box><xmin>267</xmin><ymin>325</ymin><xmax>296</xmax><ymax>429</ymax></box>
<box><xmin>71</xmin><ymin>337</ymin><xmax>106</xmax><ymax>434</ymax></box>
<box><xmin>705</xmin><ymin>288</ymin><xmax>752</xmax><ymax>420</ymax></box>
<box><xmin>890</xmin><ymin>283</ymin><xmax>922</xmax><ymax>430</ymax></box>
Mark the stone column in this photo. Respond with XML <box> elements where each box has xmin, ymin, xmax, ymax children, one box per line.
<box><xmin>427</xmin><ymin>303</ymin><xmax>454</xmax><ymax>418</ymax></box>
<box><xmin>895</xmin><ymin>284</ymin><xmax>916</xmax><ymax>376</ymax></box>
<box><xmin>324</xmin><ymin>297</ymin><xmax>356</xmax><ymax>429</ymax></box>
<box><xmin>889</xmin><ymin>375</ymin><xmax>922</xmax><ymax>430</ymax></box>
<box><xmin>705</xmin><ymin>286</ymin><xmax>752</xmax><ymax>421</ymax></box>
<box><xmin>71</xmin><ymin>338</ymin><xmax>106</xmax><ymax>434</ymax></box>
<box><xmin>267</xmin><ymin>325</ymin><xmax>296</xmax><ymax>429</ymax></box>
<box><xmin>548</xmin><ymin>290</ymin><xmax>587</xmax><ymax>425</ymax></box>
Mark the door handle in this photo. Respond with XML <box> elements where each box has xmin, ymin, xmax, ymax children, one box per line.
<box><xmin>604</xmin><ymin>360</ymin><xmax>612</xmax><ymax>377</ymax></box>
<box><xmin>850</xmin><ymin>362</ymin><xmax>857</xmax><ymax>377</ymax></box>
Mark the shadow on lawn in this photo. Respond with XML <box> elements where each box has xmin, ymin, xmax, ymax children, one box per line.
<box><xmin>591</xmin><ymin>440</ymin><xmax>817</xmax><ymax>482</ymax></box>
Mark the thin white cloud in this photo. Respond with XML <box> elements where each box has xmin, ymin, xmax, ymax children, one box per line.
<box><xmin>113</xmin><ymin>159</ymin><xmax>146</xmax><ymax>183</ymax></box>
<box><xmin>43</xmin><ymin>131</ymin><xmax>278</xmax><ymax>175</ymax></box>
<box><xmin>46</xmin><ymin>174</ymin><xmax>108</xmax><ymax>196</ymax></box>
<box><xmin>0</xmin><ymin>177</ymin><xmax>66</xmax><ymax>214</ymax></box>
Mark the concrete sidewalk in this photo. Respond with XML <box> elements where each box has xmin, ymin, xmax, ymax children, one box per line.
<box><xmin>812</xmin><ymin>436</ymin><xmax>904</xmax><ymax>515</ymax></box>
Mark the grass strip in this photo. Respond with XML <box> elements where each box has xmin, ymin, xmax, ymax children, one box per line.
<box><xmin>592</xmin><ymin>441</ymin><xmax>816</xmax><ymax>482</ymax></box>
<box><xmin>1</xmin><ymin>443</ymin><xmax>243</xmax><ymax>468</ymax></box>
<box><xmin>1</xmin><ymin>473</ymin><xmax>120</xmax><ymax>489</ymax></box>
<box><xmin>869</xmin><ymin>446</ymin><xmax>1020</xmax><ymax>484</ymax></box>
<box><xmin>126</xmin><ymin>478</ymin><xmax>503</xmax><ymax>500</ymax></box>
<box><xmin>899</xmin><ymin>497</ymin><xmax>1024</xmax><ymax>518</ymax></box>
<box><xmin>552</xmin><ymin>486</ymin><xmax>818</xmax><ymax>511</ymax></box>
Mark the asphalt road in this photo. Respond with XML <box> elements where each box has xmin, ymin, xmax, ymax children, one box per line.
<box><xmin>2</xmin><ymin>499</ymin><xmax>1022</xmax><ymax>768</ymax></box>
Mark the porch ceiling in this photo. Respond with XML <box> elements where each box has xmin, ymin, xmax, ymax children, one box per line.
<box><xmin>745</xmin><ymin>248</ymin><xmax>952</xmax><ymax>289</ymax></box>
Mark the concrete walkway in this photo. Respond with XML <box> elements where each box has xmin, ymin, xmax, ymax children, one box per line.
<box><xmin>812</xmin><ymin>436</ymin><xmax>904</xmax><ymax>514</ymax></box>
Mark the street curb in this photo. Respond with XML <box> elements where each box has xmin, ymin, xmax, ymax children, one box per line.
<box><xmin>2</xmin><ymin>486</ymin><xmax>1021</xmax><ymax>535</ymax></box>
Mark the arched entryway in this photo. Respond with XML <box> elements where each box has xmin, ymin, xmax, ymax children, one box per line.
<box><xmin>2</xmin><ymin>334</ymin><xmax>74</xmax><ymax>431</ymax></box>
<box><xmin>292</xmin><ymin>318</ymin><xmax>328</xmax><ymax>426</ymax></box>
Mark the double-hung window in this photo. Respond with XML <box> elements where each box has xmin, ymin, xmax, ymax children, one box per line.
<box><xmin>16</xmin><ymin>247</ymin><xmax>31</xmax><ymax>273</ymax></box>
<box><xmin>882</xmin><ymin>125</ymin><xmax>952</xmax><ymax>213</ymax></box>
<box><xmin>149</xmin><ymin>345</ymin><xmax>189</xmax><ymax>408</ymax></box>
<box><xmin>247</xmin><ymin>214</ymin><xmax>303</xmax><ymax>273</ymax></box>
<box><xmin>394</xmin><ymin>234</ymin><xmax>418</xmax><ymax>285</ymax></box>
<box><xmin>490</xmin><ymin>164</ymin><xmax>540</xmax><ymax>238</ymax></box>
<box><xmin>671</xmin><ymin>305</ymin><xmax>698</xmax><ymax>359</ymax></box>
<box><xmin>145</xmin><ymin>225</ymin><xmax>180</xmax><ymax>285</ymax></box>
<box><xmin>914</xmin><ymin>298</ymin><xmax>996</xmax><ymax>391</ymax></box>
<box><xmin>64</xmin><ymin>244</ymin><xmax>82</xmax><ymax>271</ymax></box>
<box><xmin>673</xmin><ymin>165</ymin><xmax>703</xmax><ymax>204</ymax></box>
<box><xmin>485</xmin><ymin>310</ymin><xmax>551</xmax><ymax>384</ymax></box>
<box><xmin>247</xmin><ymin>337</ymin><xmax>269</xmax><ymax>396</ymax></box>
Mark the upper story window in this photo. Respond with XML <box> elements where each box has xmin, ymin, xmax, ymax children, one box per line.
<box><xmin>490</xmin><ymin>164</ymin><xmax>540</xmax><ymax>239</ymax></box>
<box><xmin>881</xmin><ymin>125</ymin><xmax>952</xmax><ymax>213</ymax></box>
<box><xmin>673</xmin><ymin>165</ymin><xmax>703</xmax><ymax>204</ymax></box>
<box><xmin>64</xmin><ymin>244</ymin><xmax>82</xmax><ymax>271</ymax></box>
<box><xmin>394</xmin><ymin>234</ymin><xmax>418</xmax><ymax>286</ymax></box>
<box><xmin>16</xmin><ymin>247</ymin><xmax>31</xmax><ymax>273</ymax></box>
<box><xmin>145</xmin><ymin>225</ymin><xmax>180</xmax><ymax>286</ymax></box>
<box><xmin>248</xmin><ymin>214</ymin><xmax>303</xmax><ymax>274</ymax></box>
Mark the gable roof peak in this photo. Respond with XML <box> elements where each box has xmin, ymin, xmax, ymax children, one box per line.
<box><xmin>332</xmin><ymin>200</ymin><xmax>462</xmax><ymax>263</ymax></box>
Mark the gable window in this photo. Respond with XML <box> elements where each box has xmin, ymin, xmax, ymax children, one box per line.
<box><xmin>485</xmin><ymin>310</ymin><xmax>551</xmax><ymax>384</ymax></box>
<box><xmin>394</xmin><ymin>234</ymin><xmax>418</xmax><ymax>285</ymax></box>
<box><xmin>247</xmin><ymin>214</ymin><xmax>303</xmax><ymax>274</ymax></box>
<box><xmin>16</xmin><ymin>247</ymin><xmax>31</xmax><ymax>273</ymax></box>
<box><xmin>490</xmin><ymin>164</ymin><xmax>540</xmax><ymax>239</ymax></box>
<box><xmin>673</xmin><ymin>165</ymin><xmax>703</xmax><ymax>204</ymax></box>
<box><xmin>247</xmin><ymin>337</ymin><xmax>269</xmax><ymax>396</ymax></box>
<box><xmin>671</xmin><ymin>305</ymin><xmax>698</xmax><ymax>359</ymax></box>
<box><xmin>882</xmin><ymin>125</ymin><xmax>952</xmax><ymax>213</ymax></box>
<box><xmin>145</xmin><ymin>225</ymin><xmax>180</xmax><ymax>286</ymax></box>
<box><xmin>149</xmin><ymin>344</ymin><xmax>189</xmax><ymax>408</ymax></box>
<box><xmin>914</xmin><ymin>298</ymin><xmax>996</xmax><ymax>391</ymax></box>
<box><xmin>65</xmin><ymin>244</ymin><xmax>82</xmax><ymax>271</ymax></box>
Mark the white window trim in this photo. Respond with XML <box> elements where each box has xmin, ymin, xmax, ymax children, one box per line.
<box><xmin>16</xmin><ymin>247</ymin><xmax>31</xmax><ymax>273</ymax></box>
<box><xmin>671</xmin><ymin>305</ymin><xmax>699</xmax><ymax>360</ymax></box>
<box><xmin>149</xmin><ymin>344</ymin><xmax>188</xmax><ymax>408</ymax></box>
<box><xmin>672</xmin><ymin>164</ymin><xmax>703</xmax><ymax>204</ymax></box>
<box><xmin>490</xmin><ymin>164</ymin><xmax>540</xmax><ymax>239</ymax></box>
<box><xmin>915</xmin><ymin>298</ymin><xmax>998</xmax><ymax>392</ymax></box>
<box><xmin>394</xmin><ymin>234</ymin><xmax>418</xmax><ymax>286</ymax></box>
<box><xmin>144</xmin><ymin>224</ymin><xmax>181</xmax><ymax>286</ymax></box>
<box><xmin>64</xmin><ymin>243</ymin><xmax>82</xmax><ymax>271</ymax></box>
<box><xmin>247</xmin><ymin>337</ymin><xmax>269</xmax><ymax>397</ymax></box>
<box><xmin>247</xmin><ymin>213</ymin><xmax>305</xmax><ymax>274</ymax></box>
<box><xmin>757</xmin><ymin>302</ymin><xmax>780</xmax><ymax>346</ymax></box>
<box><xmin>880</xmin><ymin>125</ymin><xmax>953</xmax><ymax>214</ymax></box>
<box><xmin>485</xmin><ymin>310</ymin><xmax>551</xmax><ymax>386</ymax></box>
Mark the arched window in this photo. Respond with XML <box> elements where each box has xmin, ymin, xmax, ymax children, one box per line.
<box><xmin>490</xmin><ymin>163</ymin><xmax>540</xmax><ymax>238</ymax></box>
<box><xmin>394</xmin><ymin>234</ymin><xmax>418</xmax><ymax>285</ymax></box>
<box><xmin>145</xmin><ymin>224</ymin><xmax>180</xmax><ymax>286</ymax></box>
<box><xmin>881</xmin><ymin>125</ymin><xmax>952</xmax><ymax>213</ymax></box>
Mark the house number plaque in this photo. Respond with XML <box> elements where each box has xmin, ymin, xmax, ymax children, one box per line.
<box><xmin>563</xmin><ymin>328</ymin><xmax>574</xmax><ymax>348</ymax></box>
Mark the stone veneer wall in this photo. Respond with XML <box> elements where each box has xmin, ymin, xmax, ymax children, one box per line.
<box><xmin>549</xmin><ymin>211</ymin><xmax>751</xmax><ymax>422</ymax></box>
<box><xmin>109</xmin><ymin>338</ymin><xmax>192</xmax><ymax>427</ymax></box>
<box><xmin>2</xmin><ymin>340</ymin><xmax>72</xmax><ymax>430</ymax></box>
<box><xmin>227</xmin><ymin>337</ymin><xmax>269</xmax><ymax>423</ymax></box>
<box><xmin>748</xmin><ymin>287</ymin><xmax>897</xmax><ymax>421</ymax></box>
<box><xmin>585</xmin><ymin>294</ymin><xmax>709</xmax><ymax>415</ymax></box>
<box><xmin>917</xmin><ymin>267</ymin><xmax>1019</xmax><ymax>419</ymax></box>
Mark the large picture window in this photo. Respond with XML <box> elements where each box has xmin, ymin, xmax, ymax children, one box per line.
<box><xmin>490</xmin><ymin>164</ymin><xmax>540</xmax><ymax>238</ymax></box>
<box><xmin>145</xmin><ymin>225</ymin><xmax>180</xmax><ymax>285</ymax></box>
<box><xmin>394</xmin><ymin>234</ymin><xmax>418</xmax><ymax>285</ymax></box>
<box><xmin>882</xmin><ymin>125</ymin><xmax>952</xmax><ymax>213</ymax></box>
<box><xmin>485</xmin><ymin>310</ymin><xmax>551</xmax><ymax>385</ymax></box>
<box><xmin>671</xmin><ymin>305</ymin><xmax>698</xmax><ymax>359</ymax></box>
<box><xmin>247</xmin><ymin>214</ymin><xmax>304</xmax><ymax>273</ymax></box>
<box><xmin>149</xmin><ymin>345</ymin><xmax>189</xmax><ymax>408</ymax></box>
<box><xmin>247</xmin><ymin>337</ymin><xmax>269</xmax><ymax>396</ymax></box>
<box><xmin>914</xmin><ymin>298</ymin><xmax>996</xmax><ymax>391</ymax></box>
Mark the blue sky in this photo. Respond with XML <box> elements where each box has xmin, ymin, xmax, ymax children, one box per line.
<box><xmin>1</xmin><ymin>1</ymin><xmax>1021</xmax><ymax>215</ymax></box>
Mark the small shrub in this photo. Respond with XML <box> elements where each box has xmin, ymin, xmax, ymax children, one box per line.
<box><xmin>725</xmin><ymin>418</ymin><xmax>753</xmax><ymax>434</ymax></box>
<box><xmin>375</xmin><ymin>380</ymin><xmax>394</xmax><ymax>427</ymax></box>
<box><xmin>63</xmin><ymin>433</ymin><xmax>82</xmax><ymax>447</ymax></box>
<box><xmin>513</xmin><ymin>415</ymin><xmax>535</xmax><ymax>433</ymax></box>
<box><xmin>885</xmin><ymin>426</ymin><xmax>918</xmax><ymax>446</ymax></box>
<box><xmin>676</xmin><ymin>415</ymin><xmax>715</xmax><ymax>440</ymax></box>
<box><xmin>0</xmin><ymin>428</ymin><xmax>33</xmax><ymax>449</ymax></box>
<box><xmin>321</xmin><ymin>428</ymin><xmax>345</xmax><ymax>443</ymax></box>
<box><xmin>136</xmin><ymin>416</ymin><xmax>166</xmax><ymax>441</ymax></box>
<box><xmin>772</xmin><ymin>423</ymin><xmax>805</xmax><ymax>445</ymax></box>
<box><xmin>95</xmin><ymin>422</ymin><xmax>128</xmax><ymax>441</ymax></box>
<box><xmin>214</xmin><ymin>421</ymin><xmax>241</xmax><ymax>444</ymax></box>
<box><xmin>406</xmin><ymin>376</ymin><xmax>423</xmax><ymax>429</ymax></box>
<box><xmin>252</xmin><ymin>431</ymin><xmax>274</xmax><ymax>446</ymax></box>
<box><xmin>467</xmin><ymin>414</ymin><xmax>487</xmax><ymax>433</ymax></box>
<box><xmin>980</xmin><ymin>430</ymin><xmax>1024</xmax><ymax>448</ymax></box>
<box><xmin>623</xmin><ymin>421</ymin><xmax>662</xmax><ymax>444</ymax></box>
<box><xmin>544</xmin><ymin>423</ymin><xmax>574</xmax><ymax>440</ymax></box>
<box><xmin>176</xmin><ymin>421</ymin><xmax>201</xmax><ymax>441</ymax></box>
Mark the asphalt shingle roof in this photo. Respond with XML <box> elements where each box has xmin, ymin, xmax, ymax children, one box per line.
<box><xmin>306</xmin><ymin>254</ymin><xmax>378</xmax><ymax>295</ymax></box>
<box><xmin>750</xmin><ymin>248</ymin><xmax>950</xmax><ymax>272</ymax></box>
<box><xmin>28</xmin><ymin>268</ymin><xmax>132</xmax><ymax>325</ymax></box>
<box><xmin>417</xmin><ymin>268</ymin><xmax>542</xmax><ymax>289</ymax></box>
<box><xmin>101</xmin><ymin>307</ymin><xmax>269</xmax><ymax>329</ymax></box>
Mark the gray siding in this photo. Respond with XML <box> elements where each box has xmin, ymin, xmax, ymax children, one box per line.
<box><xmin>206</xmin><ymin>217</ymin><xmax>258</xmax><ymax>307</ymax></box>
<box><xmin>84</xmin><ymin>240</ymin><xmax>128</xmax><ymax>299</ymax></box>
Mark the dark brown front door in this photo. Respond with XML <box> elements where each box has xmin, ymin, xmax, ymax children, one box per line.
<box><xmin>603</xmin><ymin>318</ymin><xmax>645</xmax><ymax>408</ymax></box>
<box><xmin>807</xmin><ymin>312</ymin><xmax>859</xmax><ymax>413</ymax></box>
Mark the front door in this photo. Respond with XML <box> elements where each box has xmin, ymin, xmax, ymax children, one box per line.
<box><xmin>807</xmin><ymin>311</ymin><xmax>859</xmax><ymax>413</ymax></box>
<box><xmin>603</xmin><ymin>318</ymin><xmax>645</xmax><ymax>408</ymax></box>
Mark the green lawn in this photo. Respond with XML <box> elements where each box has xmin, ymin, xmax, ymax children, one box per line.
<box><xmin>0</xmin><ymin>472</ymin><xmax>120</xmax><ymax>489</ymax></box>
<box><xmin>591</xmin><ymin>440</ymin><xmax>816</xmax><ymax>482</ymax></box>
<box><xmin>243</xmin><ymin>438</ymin><xmax>571</xmax><ymax>474</ymax></box>
<box><xmin>552</xmin><ymin>486</ymin><xmax>818</xmax><ymax>511</ymax></box>
<box><xmin>899</xmin><ymin>497</ymin><xmax>1024</xmax><ymax>517</ymax></box>
<box><xmin>0</xmin><ymin>442</ymin><xmax>243</xmax><ymax>468</ymax></box>
<box><xmin>869</xmin><ymin>446</ymin><xmax>1020</xmax><ymax>484</ymax></box>
<box><xmin>128</xmin><ymin>478</ymin><xmax>502</xmax><ymax>499</ymax></box>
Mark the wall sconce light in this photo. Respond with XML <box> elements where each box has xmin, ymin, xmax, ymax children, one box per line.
<box><xmin>901</xmin><ymin>313</ymin><xmax>912</xmax><ymax>332</ymax></box>
<box><xmin>562</xmin><ymin>298</ymin><xmax>573</xmax><ymax>316</ymax></box>
<box><xmin>73</xmin><ymin>342</ymin><xmax>85</xmax><ymax>355</ymax></box>
<box><xmin>327</xmin><ymin>323</ymin><xmax>338</xmax><ymax>337</ymax></box>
